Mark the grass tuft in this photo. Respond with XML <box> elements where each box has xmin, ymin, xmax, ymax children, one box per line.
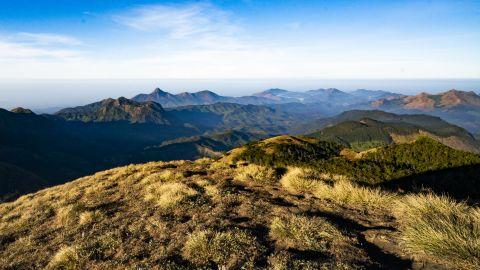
<box><xmin>280</xmin><ymin>167</ymin><xmax>324</xmax><ymax>194</ymax></box>
<box><xmin>394</xmin><ymin>194</ymin><xmax>480</xmax><ymax>269</ymax></box>
<box><xmin>269</xmin><ymin>214</ymin><xmax>343</xmax><ymax>253</ymax></box>
<box><xmin>280</xmin><ymin>167</ymin><xmax>396</xmax><ymax>211</ymax></box>
<box><xmin>46</xmin><ymin>246</ymin><xmax>80</xmax><ymax>270</ymax></box>
<box><xmin>141</xmin><ymin>170</ymin><xmax>184</xmax><ymax>185</ymax></box>
<box><xmin>234</xmin><ymin>164</ymin><xmax>278</xmax><ymax>184</ymax></box>
<box><xmin>313</xmin><ymin>180</ymin><xmax>396</xmax><ymax>211</ymax></box>
<box><xmin>182</xmin><ymin>229</ymin><xmax>263</xmax><ymax>269</ymax></box>
<box><xmin>145</xmin><ymin>182</ymin><xmax>198</xmax><ymax>208</ymax></box>
<box><xmin>78</xmin><ymin>210</ymin><xmax>104</xmax><ymax>226</ymax></box>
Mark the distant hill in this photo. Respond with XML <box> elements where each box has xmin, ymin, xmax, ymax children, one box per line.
<box><xmin>371</xmin><ymin>90</ymin><xmax>480</xmax><ymax>133</ymax></box>
<box><xmin>56</xmin><ymin>98</ymin><xmax>300</xmax><ymax>134</ymax></box>
<box><xmin>306</xmin><ymin>116</ymin><xmax>480</xmax><ymax>153</ymax></box>
<box><xmin>297</xmin><ymin>110</ymin><xmax>479</xmax><ymax>153</ymax></box>
<box><xmin>166</xmin><ymin>102</ymin><xmax>297</xmax><ymax>134</ymax></box>
<box><xmin>349</xmin><ymin>89</ymin><xmax>404</xmax><ymax>101</ymax></box>
<box><xmin>132</xmin><ymin>88</ymin><xmax>285</xmax><ymax>107</ymax></box>
<box><xmin>55</xmin><ymin>97</ymin><xmax>179</xmax><ymax>125</ymax></box>
<box><xmin>254</xmin><ymin>88</ymin><xmax>401</xmax><ymax>105</ymax></box>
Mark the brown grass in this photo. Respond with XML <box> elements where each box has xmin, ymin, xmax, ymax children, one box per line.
<box><xmin>269</xmin><ymin>213</ymin><xmax>344</xmax><ymax>253</ymax></box>
<box><xmin>144</xmin><ymin>182</ymin><xmax>198</xmax><ymax>208</ymax></box>
<box><xmin>182</xmin><ymin>229</ymin><xmax>263</xmax><ymax>269</ymax></box>
<box><xmin>234</xmin><ymin>164</ymin><xmax>278</xmax><ymax>184</ymax></box>
<box><xmin>280</xmin><ymin>167</ymin><xmax>396</xmax><ymax>211</ymax></box>
<box><xmin>394</xmin><ymin>194</ymin><xmax>480</xmax><ymax>269</ymax></box>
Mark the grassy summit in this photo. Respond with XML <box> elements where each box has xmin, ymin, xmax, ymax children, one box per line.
<box><xmin>1</xmin><ymin>136</ymin><xmax>480</xmax><ymax>269</ymax></box>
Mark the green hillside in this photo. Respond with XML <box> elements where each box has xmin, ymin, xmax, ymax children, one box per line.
<box><xmin>304</xmin><ymin>110</ymin><xmax>480</xmax><ymax>153</ymax></box>
<box><xmin>228</xmin><ymin>136</ymin><xmax>480</xmax><ymax>200</ymax></box>
<box><xmin>231</xmin><ymin>135</ymin><xmax>342</xmax><ymax>166</ymax></box>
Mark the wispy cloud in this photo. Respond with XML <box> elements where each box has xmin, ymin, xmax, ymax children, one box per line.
<box><xmin>113</xmin><ymin>2</ymin><xmax>240</xmax><ymax>39</ymax></box>
<box><xmin>16</xmin><ymin>32</ymin><xmax>83</xmax><ymax>46</ymax></box>
<box><xmin>0</xmin><ymin>32</ymin><xmax>83</xmax><ymax>60</ymax></box>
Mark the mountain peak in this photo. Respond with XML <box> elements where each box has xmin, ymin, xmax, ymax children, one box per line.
<box><xmin>196</xmin><ymin>90</ymin><xmax>220</xmax><ymax>96</ymax></box>
<box><xmin>153</xmin><ymin>88</ymin><xmax>167</xmax><ymax>94</ymax></box>
<box><xmin>11</xmin><ymin>107</ymin><xmax>34</xmax><ymax>114</ymax></box>
<box><xmin>55</xmin><ymin>97</ymin><xmax>174</xmax><ymax>124</ymax></box>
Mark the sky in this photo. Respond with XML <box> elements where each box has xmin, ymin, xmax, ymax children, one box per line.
<box><xmin>0</xmin><ymin>0</ymin><xmax>479</xmax><ymax>108</ymax></box>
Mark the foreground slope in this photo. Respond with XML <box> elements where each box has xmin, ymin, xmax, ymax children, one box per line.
<box><xmin>2</xmin><ymin>143</ymin><xmax>480</xmax><ymax>269</ymax></box>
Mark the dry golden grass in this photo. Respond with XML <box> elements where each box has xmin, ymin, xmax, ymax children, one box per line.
<box><xmin>394</xmin><ymin>194</ymin><xmax>480</xmax><ymax>269</ymax></box>
<box><xmin>182</xmin><ymin>229</ymin><xmax>263</xmax><ymax>269</ymax></box>
<box><xmin>280</xmin><ymin>167</ymin><xmax>396</xmax><ymax>211</ymax></box>
<box><xmin>1</xmin><ymin>156</ymin><xmax>473</xmax><ymax>269</ymax></box>
<box><xmin>234</xmin><ymin>164</ymin><xmax>278</xmax><ymax>184</ymax></box>
<box><xmin>140</xmin><ymin>169</ymin><xmax>184</xmax><ymax>185</ymax></box>
<box><xmin>280</xmin><ymin>167</ymin><xmax>324</xmax><ymax>194</ymax></box>
<box><xmin>46</xmin><ymin>246</ymin><xmax>80</xmax><ymax>270</ymax></box>
<box><xmin>313</xmin><ymin>180</ymin><xmax>397</xmax><ymax>211</ymax></box>
<box><xmin>78</xmin><ymin>210</ymin><xmax>104</xmax><ymax>226</ymax></box>
<box><xmin>269</xmin><ymin>213</ymin><xmax>343</xmax><ymax>253</ymax></box>
<box><xmin>144</xmin><ymin>182</ymin><xmax>198</xmax><ymax>208</ymax></box>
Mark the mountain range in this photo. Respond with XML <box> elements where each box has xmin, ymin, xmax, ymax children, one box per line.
<box><xmin>132</xmin><ymin>87</ymin><xmax>402</xmax><ymax>108</ymax></box>
<box><xmin>132</xmin><ymin>87</ymin><xmax>480</xmax><ymax>133</ymax></box>
<box><xmin>2</xmin><ymin>87</ymin><xmax>480</xmax><ymax>201</ymax></box>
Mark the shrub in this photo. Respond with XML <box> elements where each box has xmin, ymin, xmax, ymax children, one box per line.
<box><xmin>394</xmin><ymin>194</ymin><xmax>480</xmax><ymax>269</ymax></box>
<box><xmin>145</xmin><ymin>182</ymin><xmax>198</xmax><ymax>208</ymax></box>
<box><xmin>182</xmin><ymin>229</ymin><xmax>263</xmax><ymax>269</ymax></box>
<box><xmin>46</xmin><ymin>246</ymin><xmax>80</xmax><ymax>270</ymax></box>
<box><xmin>269</xmin><ymin>214</ymin><xmax>342</xmax><ymax>253</ymax></box>
<box><xmin>234</xmin><ymin>164</ymin><xmax>278</xmax><ymax>184</ymax></box>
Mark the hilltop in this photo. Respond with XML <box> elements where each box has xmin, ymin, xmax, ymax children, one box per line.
<box><xmin>55</xmin><ymin>97</ymin><xmax>177</xmax><ymax>125</ymax></box>
<box><xmin>296</xmin><ymin>110</ymin><xmax>480</xmax><ymax>153</ymax></box>
<box><xmin>371</xmin><ymin>90</ymin><xmax>480</xmax><ymax>132</ymax></box>
<box><xmin>1</xmin><ymin>136</ymin><xmax>479</xmax><ymax>269</ymax></box>
<box><xmin>309</xmin><ymin>117</ymin><xmax>480</xmax><ymax>153</ymax></box>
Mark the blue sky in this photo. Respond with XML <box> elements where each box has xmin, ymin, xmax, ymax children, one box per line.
<box><xmin>0</xmin><ymin>0</ymin><xmax>479</xmax><ymax>80</ymax></box>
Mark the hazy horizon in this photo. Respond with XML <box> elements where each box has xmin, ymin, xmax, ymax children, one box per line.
<box><xmin>1</xmin><ymin>78</ymin><xmax>479</xmax><ymax>112</ymax></box>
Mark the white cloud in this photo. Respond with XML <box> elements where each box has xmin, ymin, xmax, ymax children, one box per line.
<box><xmin>0</xmin><ymin>32</ymin><xmax>84</xmax><ymax>60</ymax></box>
<box><xmin>113</xmin><ymin>2</ymin><xmax>239</xmax><ymax>39</ymax></box>
<box><xmin>16</xmin><ymin>32</ymin><xmax>83</xmax><ymax>46</ymax></box>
